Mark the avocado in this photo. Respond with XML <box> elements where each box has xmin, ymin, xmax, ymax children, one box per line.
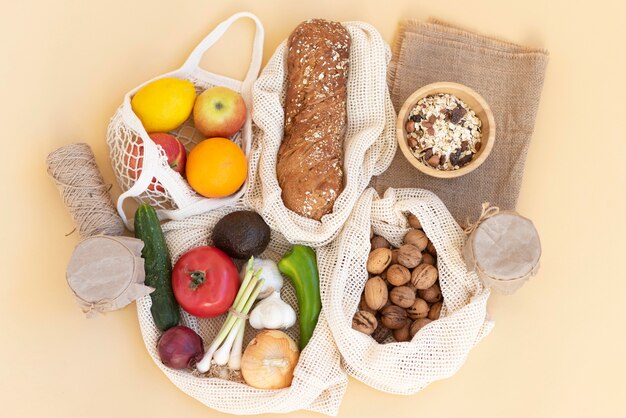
<box><xmin>212</xmin><ymin>211</ymin><xmax>271</xmax><ymax>259</ymax></box>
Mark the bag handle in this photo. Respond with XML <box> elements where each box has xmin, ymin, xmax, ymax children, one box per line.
<box><xmin>179</xmin><ymin>11</ymin><xmax>264</xmax><ymax>104</ymax></box>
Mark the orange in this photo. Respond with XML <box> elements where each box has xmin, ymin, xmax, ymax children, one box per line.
<box><xmin>186</xmin><ymin>137</ymin><xmax>247</xmax><ymax>198</ymax></box>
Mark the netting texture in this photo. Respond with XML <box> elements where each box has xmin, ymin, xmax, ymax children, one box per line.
<box><xmin>319</xmin><ymin>187</ymin><xmax>494</xmax><ymax>394</ymax></box>
<box><xmin>135</xmin><ymin>202</ymin><xmax>348</xmax><ymax>415</ymax></box>
<box><xmin>244</xmin><ymin>21</ymin><xmax>397</xmax><ymax>247</ymax></box>
<box><xmin>107</xmin><ymin>69</ymin><xmax>248</xmax><ymax>225</ymax></box>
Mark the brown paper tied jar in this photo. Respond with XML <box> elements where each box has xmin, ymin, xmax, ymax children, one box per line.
<box><xmin>66</xmin><ymin>235</ymin><xmax>153</xmax><ymax>317</ymax></box>
<box><xmin>462</xmin><ymin>203</ymin><xmax>541</xmax><ymax>294</ymax></box>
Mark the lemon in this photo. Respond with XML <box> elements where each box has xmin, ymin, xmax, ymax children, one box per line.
<box><xmin>131</xmin><ymin>78</ymin><xmax>196</xmax><ymax>133</ymax></box>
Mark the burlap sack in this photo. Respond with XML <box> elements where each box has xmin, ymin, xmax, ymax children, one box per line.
<box><xmin>373</xmin><ymin>19</ymin><xmax>549</xmax><ymax>224</ymax></box>
<box><xmin>319</xmin><ymin>187</ymin><xmax>493</xmax><ymax>394</ymax></box>
<box><xmin>136</xmin><ymin>203</ymin><xmax>347</xmax><ymax>415</ymax></box>
<box><xmin>244</xmin><ymin>21</ymin><xmax>397</xmax><ymax>247</ymax></box>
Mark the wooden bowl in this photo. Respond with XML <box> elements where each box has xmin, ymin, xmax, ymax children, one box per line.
<box><xmin>396</xmin><ymin>82</ymin><xmax>496</xmax><ymax>178</ymax></box>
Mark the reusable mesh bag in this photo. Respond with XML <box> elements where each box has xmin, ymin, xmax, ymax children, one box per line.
<box><xmin>107</xmin><ymin>12</ymin><xmax>264</xmax><ymax>229</ymax></box>
<box><xmin>244</xmin><ymin>21</ymin><xmax>397</xmax><ymax>247</ymax></box>
<box><xmin>136</xmin><ymin>202</ymin><xmax>348</xmax><ymax>415</ymax></box>
<box><xmin>319</xmin><ymin>187</ymin><xmax>494</xmax><ymax>394</ymax></box>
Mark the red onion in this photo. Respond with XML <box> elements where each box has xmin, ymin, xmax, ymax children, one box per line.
<box><xmin>157</xmin><ymin>326</ymin><xmax>204</xmax><ymax>369</ymax></box>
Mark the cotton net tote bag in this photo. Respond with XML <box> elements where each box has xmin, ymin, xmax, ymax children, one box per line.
<box><xmin>107</xmin><ymin>12</ymin><xmax>264</xmax><ymax>229</ymax></box>
<box><xmin>244</xmin><ymin>21</ymin><xmax>397</xmax><ymax>247</ymax></box>
<box><xmin>135</xmin><ymin>203</ymin><xmax>348</xmax><ymax>415</ymax></box>
<box><xmin>319</xmin><ymin>187</ymin><xmax>494</xmax><ymax>394</ymax></box>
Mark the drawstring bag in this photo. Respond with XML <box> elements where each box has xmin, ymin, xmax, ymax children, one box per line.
<box><xmin>244</xmin><ymin>21</ymin><xmax>397</xmax><ymax>247</ymax></box>
<box><xmin>107</xmin><ymin>12</ymin><xmax>264</xmax><ymax>229</ymax></box>
<box><xmin>134</xmin><ymin>203</ymin><xmax>348</xmax><ymax>415</ymax></box>
<box><xmin>319</xmin><ymin>187</ymin><xmax>493</xmax><ymax>394</ymax></box>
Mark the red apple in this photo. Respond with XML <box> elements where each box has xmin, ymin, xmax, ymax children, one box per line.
<box><xmin>193</xmin><ymin>86</ymin><xmax>246</xmax><ymax>138</ymax></box>
<box><xmin>149</xmin><ymin>133</ymin><xmax>187</xmax><ymax>175</ymax></box>
<box><xmin>123</xmin><ymin>133</ymin><xmax>186</xmax><ymax>192</ymax></box>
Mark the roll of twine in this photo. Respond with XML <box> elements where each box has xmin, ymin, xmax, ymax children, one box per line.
<box><xmin>46</xmin><ymin>143</ymin><xmax>125</xmax><ymax>238</ymax></box>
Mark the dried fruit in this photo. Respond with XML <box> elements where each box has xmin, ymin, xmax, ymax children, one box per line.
<box><xmin>364</xmin><ymin>276</ymin><xmax>388</xmax><ymax>310</ymax></box>
<box><xmin>404</xmin><ymin>229</ymin><xmax>428</xmax><ymax>251</ymax></box>
<box><xmin>410</xmin><ymin>318</ymin><xmax>432</xmax><ymax>337</ymax></box>
<box><xmin>458</xmin><ymin>153</ymin><xmax>473</xmax><ymax>167</ymax></box>
<box><xmin>386</xmin><ymin>264</ymin><xmax>411</xmax><ymax>286</ymax></box>
<box><xmin>381</xmin><ymin>305</ymin><xmax>407</xmax><ymax>330</ymax></box>
<box><xmin>450</xmin><ymin>105</ymin><xmax>467</xmax><ymax>123</ymax></box>
<box><xmin>411</xmin><ymin>264</ymin><xmax>439</xmax><ymax>290</ymax></box>
<box><xmin>396</xmin><ymin>244</ymin><xmax>422</xmax><ymax>269</ymax></box>
<box><xmin>450</xmin><ymin>148</ymin><xmax>462</xmax><ymax>166</ymax></box>
<box><xmin>418</xmin><ymin>283</ymin><xmax>442</xmax><ymax>303</ymax></box>
<box><xmin>407</xmin><ymin>298</ymin><xmax>430</xmax><ymax>320</ymax></box>
<box><xmin>406</xmin><ymin>93</ymin><xmax>481</xmax><ymax>171</ymax></box>
<box><xmin>366</xmin><ymin>248</ymin><xmax>392</xmax><ymax>274</ymax></box>
<box><xmin>428</xmin><ymin>301</ymin><xmax>442</xmax><ymax>320</ymax></box>
<box><xmin>389</xmin><ymin>286</ymin><xmax>416</xmax><ymax>308</ymax></box>
<box><xmin>352</xmin><ymin>310</ymin><xmax>377</xmax><ymax>335</ymax></box>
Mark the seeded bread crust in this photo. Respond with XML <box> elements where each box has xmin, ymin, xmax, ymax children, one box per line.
<box><xmin>276</xmin><ymin>19</ymin><xmax>350</xmax><ymax>221</ymax></box>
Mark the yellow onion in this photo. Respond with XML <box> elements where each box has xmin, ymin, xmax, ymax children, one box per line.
<box><xmin>241</xmin><ymin>330</ymin><xmax>300</xmax><ymax>389</ymax></box>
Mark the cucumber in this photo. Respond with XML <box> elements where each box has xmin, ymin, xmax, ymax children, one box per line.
<box><xmin>134</xmin><ymin>204</ymin><xmax>179</xmax><ymax>331</ymax></box>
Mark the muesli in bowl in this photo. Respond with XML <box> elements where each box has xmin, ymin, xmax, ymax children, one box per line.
<box><xmin>396</xmin><ymin>82</ymin><xmax>495</xmax><ymax>179</ymax></box>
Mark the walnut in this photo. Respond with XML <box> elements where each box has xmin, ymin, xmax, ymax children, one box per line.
<box><xmin>407</xmin><ymin>298</ymin><xmax>430</xmax><ymax>320</ymax></box>
<box><xmin>392</xmin><ymin>319</ymin><xmax>412</xmax><ymax>342</ymax></box>
<box><xmin>410</xmin><ymin>318</ymin><xmax>432</xmax><ymax>337</ymax></box>
<box><xmin>421</xmin><ymin>252</ymin><xmax>436</xmax><ymax>266</ymax></box>
<box><xmin>411</xmin><ymin>264</ymin><xmax>439</xmax><ymax>290</ymax></box>
<box><xmin>386</xmin><ymin>264</ymin><xmax>411</xmax><ymax>286</ymax></box>
<box><xmin>359</xmin><ymin>294</ymin><xmax>377</xmax><ymax>316</ymax></box>
<box><xmin>364</xmin><ymin>276</ymin><xmax>388</xmax><ymax>310</ymax></box>
<box><xmin>381</xmin><ymin>305</ymin><xmax>407</xmax><ymax>329</ymax></box>
<box><xmin>367</xmin><ymin>248</ymin><xmax>392</xmax><ymax>274</ymax></box>
<box><xmin>397</xmin><ymin>244</ymin><xmax>422</xmax><ymax>269</ymax></box>
<box><xmin>371</xmin><ymin>235</ymin><xmax>391</xmax><ymax>250</ymax></box>
<box><xmin>426</xmin><ymin>240</ymin><xmax>437</xmax><ymax>257</ymax></box>
<box><xmin>418</xmin><ymin>283</ymin><xmax>442</xmax><ymax>303</ymax></box>
<box><xmin>352</xmin><ymin>310</ymin><xmax>377</xmax><ymax>335</ymax></box>
<box><xmin>407</xmin><ymin>213</ymin><xmax>422</xmax><ymax>229</ymax></box>
<box><xmin>428</xmin><ymin>301</ymin><xmax>443</xmax><ymax>320</ymax></box>
<box><xmin>391</xmin><ymin>249</ymin><xmax>399</xmax><ymax>265</ymax></box>
<box><xmin>404</xmin><ymin>229</ymin><xmax>428</xmax><ymax>251</ymax></box>
<box><xmin>372</xmin><ymin>322</ymin><xmax>391</xmax><ymax>343</ymax></box>
<box><xmin>389</xmin><ymin>286</ymin><xmax>416</xmax><ymax>308</ymax></box>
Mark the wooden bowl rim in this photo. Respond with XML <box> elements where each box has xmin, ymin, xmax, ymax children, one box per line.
<box><xmin>396</xmin><ymin>82</ymin><xmax>496</xmax><ymax>179</ymax></box>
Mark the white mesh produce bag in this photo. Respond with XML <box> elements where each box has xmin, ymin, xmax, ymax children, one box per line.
<box><xmin>136</xmin><ymin>203</ymin><xmax>348</xmax><ymax>415</ymax></box>
<box><xmin>107</xmin><ymin>12</ymin><xmax>264</xmax><ymax>229</ymax></box>
<box><xmin>319</xmin><ymin>187</ymin><xmax>494</xmax><ymax>394</ymax></box>
<box><xmin>244</xmin><ymin>21</ymin><xmax>397</xmax><ymax>247</ymax></box>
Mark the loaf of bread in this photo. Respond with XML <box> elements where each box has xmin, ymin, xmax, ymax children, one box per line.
<box><xmin>276</xmin><ymin>19</ymin><xmax>350</xmax><ymax>221</ymax></box>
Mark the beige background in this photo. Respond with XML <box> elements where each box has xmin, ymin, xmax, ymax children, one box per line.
<box><xmin>1</xmin><ymin>0</ymin><xmax>625</xmax><ymax>417</ymax></box>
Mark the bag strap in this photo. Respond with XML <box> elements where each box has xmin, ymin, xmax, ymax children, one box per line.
<box><xmin>179</xmin><ymin>11</ymin><xmax>264</xmax><ymax>106</ymax></box>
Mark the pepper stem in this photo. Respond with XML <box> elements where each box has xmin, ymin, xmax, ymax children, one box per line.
<box><xmin>189</xmin><ymin>271</ymin><xmax>206</xmax><ymax>290</ymax></box>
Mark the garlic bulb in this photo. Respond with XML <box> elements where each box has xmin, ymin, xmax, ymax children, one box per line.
<box><xmin>241</xmin><ymin>330</ymin><xmax>300</xmax><ymax>389</ymax></box>
<box><xmin>249</xmin><ymin>292</ymin><xmax>297</xmax><ymax>330</ymax></box>
<box><xmin>239</xmin><ymin>258</ymin><xmax>283</xmax><ymax>299</ymax></box>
